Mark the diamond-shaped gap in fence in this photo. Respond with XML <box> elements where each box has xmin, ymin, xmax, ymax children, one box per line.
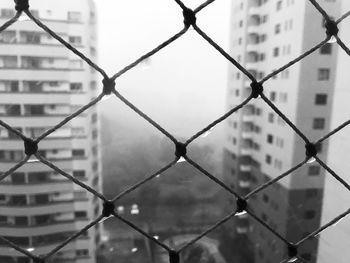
<box><xmin>97</xmin><ymin>0</ymin><xmax>183</xmax><ymax>73</ymax></box>
<box><xmin>110</xmin><ymin>29</ymin><xmax>233</xmax><ymax>139</ymax></box>
<box><xmin>185</xmin><ymin>120</ymin><xmax>227</xmax><ymax>173</ymax></box>
<box><xmin>99</xmin><ymin>95</ymin><xmax>179</xmax><ymax>200</ymax></box>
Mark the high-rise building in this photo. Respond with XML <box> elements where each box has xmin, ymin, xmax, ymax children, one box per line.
<box><xmin>318</xmin><ymin>1</ymin><xmax>350</xmax><ymax>263</ymax></box>
<box><xmin>0</xmin><ymin>0</ymin><xmax>102</xmax><ymax>262</ymax></box>
<box><xmin>224</xmin><ymin>0</ymin><xmax>341</xmax><ymax>262</ymax></box>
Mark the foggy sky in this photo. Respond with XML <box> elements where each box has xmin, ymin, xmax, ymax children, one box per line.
<box><xmin>95</xmin><ymin>0</ymin><xmax>231</xmax><ymax>138</ymax></box>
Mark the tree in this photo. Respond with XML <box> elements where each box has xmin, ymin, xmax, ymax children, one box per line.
<box><xmin>182</xmin><ymin>244</ymin><xmax>216</xmax><ymax>263</ymax></box>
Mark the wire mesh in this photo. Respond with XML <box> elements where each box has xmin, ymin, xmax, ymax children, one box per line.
<box><xmin>1</xmin><ymin>0</ymin><xmax>350</xmax><ymax>262</ymax></box>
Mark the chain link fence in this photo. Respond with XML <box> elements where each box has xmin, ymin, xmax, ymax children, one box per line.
<box><xmin>1</xmin><ymin>0</ymin><xmax>350</xmax><ymax>262</ymax></box>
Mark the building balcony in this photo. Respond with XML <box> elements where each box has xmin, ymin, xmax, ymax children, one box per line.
<box><xmin>0</xmin><ymin>220</ymin><xmax>76</xmax><ymax>236</ymax></box>
<box><xmin>241</xmin><ymin>148</ymin><xmax>252</xmax><ymax>155</ymax></box>
<box><xmin>247</xmin><ymin>14</ymin><xmax>260</xmax><ymax>27</ymax></box>
<box><xmin>242</xmin><ymin>114</ymin><xmax>254</xmax><ymax>122</ymax></box>
<box><xmin>247</xmin><ymin>33</ymin><xmax>259</xmax><ymax>45</ymax></box>
<box><xmin>239</xmin><ymin>180</ymin><xmax>251</xmax><ymax>188</ymax></box>
<box><xmin>236</xmin><ymin>226</ymin><xmax>249</xmax><ymax>234</ymax></box>
<box><xmin>248</xmin><ymin>0</ymin><xmax>261</xmax><ymax>8</ymax></box>
<box><xmin>241</xmin><ymin>131</ymin><xmax>253</xmax><ymax>139</ymax></box>
<box><xmin>248</xmin><ymin>7</ymin><xmax>260</xmax><ymax>16</ymax></box>
<box><xmin>247</xmin><ymin>25</ymin><xmax>260</xmax><ymax>34</ymax></box>
<box><xmin>0</xmin><ymin>201</ymin><xmax>75</xmax><ymax>216</ymax></box>
<box><xmin>240</xmin><ymin>165</ymin><xmax>252</xmax><ymax>172</ymax></box>
<box><xmin>0</xmin><ymin>181</ymin><xmax>73</xmax><ymax>195</ymax></box>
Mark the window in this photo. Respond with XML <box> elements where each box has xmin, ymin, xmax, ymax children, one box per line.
<box><xmin>0</xmin><ymin>56</ymin><xmax>17</xmax><ymax>68</ymax></box>
<box><xmin>260</xmin><ymin>34</ymin><xmax>267</xmax><ymax>42</ymax></box>
<box><xmin>265</xmin><ymin>154</ymin><xmax>271</xmax><ymax>164</ymax></box>
<box><xmin>320</xmin><ymin>43</ymin><xmax>332</xmax><ymax>54</ymax></box>
<box><xmin>275</xmin><ymin>24</ymin><xmax>281</xmax><ymax>34</ymax></box>
<box><xmin>73</xmin><ymin>170</ymin><xmax>86</xmax><ymax>179</ymax></box>
<box><xmin>72</xmin><ymin>149</ymin><xmax>85</xmax><ymax>157</ymax></box>
<box><xmin>273</xmin><ymin>47</ymin><xmax>279</xmax><ymax>57</ymax></box>
<box><xmin>304</xmin><ymin>210</ymin><xmax>316</xmax><ymax>219</ymax></box>
<box><xmin>276</xmin><ymin>1</ymin><xmax>282</xmax><ymax>10</ymax></box>
<box><xmin>261</xmin><ymin>15</ymin><xmax>268</xmax><ymax>23</ymax></box>
<box><xmin>308</xmin><ymin>166</ymin><xmax>320</xmax><ymax>176</ymax></box>
<box><xmin>318</xmin><ymin>68</ymin><xmax>330</xmax><ymax>80</ymax></box>
<box><xmin>233</xmin><ymin>137</ymin><xmax>237</xmax><ymax>145</ymax></box>
<box><xmin>263</xmin><ymin>194</ymin><xmax>269</xmax><ymax>203</ymax></box>
<box><xmin>1</xmin><ymin>9</ymin><xmax>15</xmax><ymax>18</ymax></box>
<box><xmin>75</xmin><ymin>211</ymin><xmax>87</xmax><ymax>218</ymax></box>
<box><xmin>11</xmin><ymin>173</ymin><xmax>25</xmax><ymax>184</ymax></box>
<box><xmin>270</xmin><ymin>91</ymin><xmax>276</xmax><ymax>101</ymax></box>
<box><xmin>70</xmin><ymin>82</ymin><xmax>83</xmax><ymax>92</ymax></box>
<box><xmin>0</xmin><ymin>216</ymin><xmax>7</xmax><ymax>224</ymax></box>
<box><xmin>305</xmin><ymin>189</ymin><xmax>318</xmax><ymax>198</ymax></box>
<box><xmin>313</xmin><ymin>118</ymin><xmax>325</xmax><ymax>129</ymax></box>
<box><xmin>315</xmin><ymin>94</ymin><xmax>327</xmax><ymax>105</ymax></box>
<box><xmin>68</xmin><ymin>36</ymin><xmax>82</xmax><ymax>45</ymax></box>
<box><xmin>268</xmin><ymin>113</ymin><xmax>274</xmax><ymax>123</ymax></box>
<box><xmin>68</xmin><ymin>11</ymin><xmax>81</xmax><ymax>22</ymax></box>
<box><xmin>267</xmin><ymin>134</ymin><xmax>273</xmax><ymax>144</ymax></box>
<box><xmin>0</xmin><ymin>31</ymin><xmax>16</xmax><ymax>43</ymax></box>
<box><xmin>76</xmin><ymin>249</ymin><xmax>89</xmax><ymax>257</ymax></box>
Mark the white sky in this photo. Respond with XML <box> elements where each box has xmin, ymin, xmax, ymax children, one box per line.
<box><xmin>95</xmin><ymin>0</ymin><xmax>231</xmax><ymax>137</ymax></box>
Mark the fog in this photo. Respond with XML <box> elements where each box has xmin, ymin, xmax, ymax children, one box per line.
<box><xmin>95</xmin><ymin>0</ymin><xmax>231</xmax><ymax>139</ymax></box>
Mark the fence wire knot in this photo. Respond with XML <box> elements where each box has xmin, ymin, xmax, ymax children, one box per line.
<box><xmin>102</xmin><ymin>201</ymin><xmax>115</xmax><ymax>217</ymax></box>
<box><xmin>305</xmin><ymin>143</ymin><xmax>318</xmax><ymax>158</ymax></box>
<box><xmin>183</xmin><ymin>8</ymin><xmax>196</xmax><ymax>27</ymax></box>
<box><xmin>102</xmin><ymin>78</ymin><xmax>116</xmax><ymax>95</ymax></box>
<box><xmin>169</xmin><ymin>250</ymin><xmax>180</xmax><ymax>263</ymax></box>
<box><xmin>14</xmin><ymin>0</ymin><xmax>29</xmax><ymax>11</ymax></box>
<box><xmin>24</xmin><ymin>138</ymin><xmax>38</xmax><ymax>156</ymax></box>
<box><xmin>287</xmin><ymin>244</ymin><xmax>298</xmax><ymax>259</ymax></box>
<box><xmin>325</xmin><ymin>20</ymin><xmax>339</xmax><ymax>37</ymax></box>
<box><xmin>236</xmin><ymin>198</ymin><xmax>247</xmax><ymax>213</ymax></box>
<box><xmin>175</xmin><ymin>142</ymin><xmax>187</xmax><ymax>158</ymax></box>
<box><xmin>250</xmin><ymin>81</ymin><xmax>264</xmax><ymax>98</ymax></box>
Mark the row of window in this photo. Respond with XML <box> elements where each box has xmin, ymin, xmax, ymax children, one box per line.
<box><xmin>1</xmin><ymin>9</ymin><xmax>85</xmax><ymax>22</ymax></box>
<box><xmin>0</xmin><ymin>191</ymin><xmax>88</xmax><ymax>206</ymax></box>
<box><xmin>0</xmin><ymin>231</ymin><xmax>87</xmax><ymax>247</ymax></box>
<box><xmin>0</xmin><ymin>30</ymin><xmax>83</xmax><ymax>46</ymax></box>
<box><xmin>0</xmin><ymin>170</ymin><xmax>87</xmax><ymax>185</ymax></box>
<box><xmin>0</xmin><ymin>104</ymin><xmax>85</xmax><ymax>117</ymax></box>
<box><xmin>0</xmin><ymin>80</ymin><xmax>97</xmax><ymax>93</ymax></box>
<box><xmin>0</xmin><ymin>55</ymin><xmax>84</xmax><ymax>70</ymax></box>
<box><xmin>0</xmin><ymin>149</ymin><xmax>86</xmax><ymax>162</ymax></box>
<box><xmin>0</xmin><ymin>211</ymin><xmax>88</xmax><ymax>227</ymax></box>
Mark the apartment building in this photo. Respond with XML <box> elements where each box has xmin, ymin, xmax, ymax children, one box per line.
<box><xmin>318</xmin><ymin>1</ymin><xmax>350</xmax><ymax>263</ymax></box>
<box><xmin>224</xmin><ymin>0</ymin><xmax>340</xmax><ymax>262</ymax></box>
<box><xmin>0</xmin><ymin>0</ymin><xmax>102</xmax><ymax>262</ymax></box>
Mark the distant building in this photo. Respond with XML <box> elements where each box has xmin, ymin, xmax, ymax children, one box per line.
<box><xmin>0</xmin><ymin>0</ymin><xmax>102</xmax><ymax>262</ymax></box>
<box><xmin>224</xmin><ymin>0</ymin><xmax>340</xmax><ymax>262</ymax></box>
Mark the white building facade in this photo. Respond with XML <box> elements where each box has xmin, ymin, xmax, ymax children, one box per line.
<box><xmin>224</xmin><ymin>0</ymin><xmax>340</xmax><ymax>263</ymax></box>
<box><xmin>0</xmin><ymin>0</ymin><xmax>102</xmax><ymax>262</ymax></box>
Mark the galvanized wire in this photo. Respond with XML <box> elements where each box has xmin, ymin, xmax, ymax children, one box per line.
<box><xmin>0</xmin><ymin>0</ymin><xmax>350</xmax><ymax>263</ymax></box>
